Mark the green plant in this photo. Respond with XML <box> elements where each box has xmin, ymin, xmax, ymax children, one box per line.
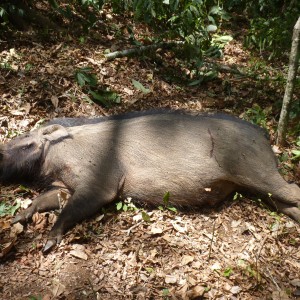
<box><xmin>116</xmin><ymin>197</ymin><xmax>137</xmax><ymax>212</ymax></box>
<box><xmin>225</xmin><ymin>0</ymin><xmax>300</xmax><ymax>59</ymax></box>
<box><xmin>233</xmin><ymin>192</ymin><xmax>243</xmax><ymax>201</ymax></box>
<box><xmin>111</xmin><ymin>0</ymin><xmax>229</xmax><ymax>58</ymax></box>
<box><xmin>158</xmin><ymin>191</ymin><xmax>177</xmax><ymax>213</ymax></box>
<box><xmin>49</xmin><ymin>0</ymin><xmax>105</xmax><ymax>30</ymax></box>
<box><xmin>0</xmin><ymin>6</ymin><xmax>8</xmax><ymax>25</ymax></box>
<box><xmin>291</xmin><ymin>138</ymin><xmax>300</xmax><ymax>161</ymax></box>
<box><xmin>75</xmin><ymin>67</ymin><xmax>98</xmax><ymax>87</ymax></box>
<box><xmin>89</xmin><ymin>89</ymin><xmax>121</xmax><ymax>107</ymax></box>
<box><xmin>162</xmin><ymin>288</ymin><xmax>170</xmax><ymax>296</ymax></box>
<box><xmin>145</xmin><ymin>267</ymin><xmax>154</xmax><ymax>274</ymax></box>
<box><xmin>223</xmin><ymin>267</ymin><xmax>233</xmax><ymax>277</ymax></box>
<box><xmin>237</xmin><ymin>259</ymin><xmax>261</xmax><ymax>280</ymax></box>
<box><xmin>132</xmin><ymin>79</ymin><xmax>151</xmax><ymax>94</ymax></box>
<box><xmin>244</xmin><ymin>104</ymin><xmax>271</xmax><ymax>128</ymax></box>
<box><xmin>142</xmin><ymin>211</ymin><xmax>151</xmax><ymax>222</ymax></box>
<box><xmin>0</xmin><ymin>199</ymin><xmax>20</xmax><ymax>217</ymax></box>
<box><xmin>75</xmin><ymin>67</ymin><xmax>121</xmax><ymax>107</ymax></box>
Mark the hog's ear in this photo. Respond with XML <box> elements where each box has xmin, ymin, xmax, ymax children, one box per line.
<box><xmin>41</xmin><ymin>124</ymin><xmax>70</xmax><ymax>143</ymax></box>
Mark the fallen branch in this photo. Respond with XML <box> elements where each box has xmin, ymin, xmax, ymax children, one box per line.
<box><xmin>105</xmin><ymin>41</ymin><xmax>184</xmax><ymax>60</ymax></box>
<box><xmin>105</xmin><ymin>42</ymin><xmax>247</xmax><ymax>77</ymax></box>
<box><xmin>204</xmin><ymin>61</ymin><xmax>247</xmax><ymax>76</ymax></box>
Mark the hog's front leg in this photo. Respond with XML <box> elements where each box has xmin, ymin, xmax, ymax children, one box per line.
<box><xmin>12</xmin><ymin>188</ymin><xmax>70</xmax><ymax>224</ymax></box>
<box><xmin>43</xmin><ymin>180</ymin><xmax>123</xmax><ymax>253</ymax></box>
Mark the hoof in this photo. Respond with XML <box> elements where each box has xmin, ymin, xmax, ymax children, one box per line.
<box><xmin>11</xmin><ymin>214</ymin><xmax>25</xmax><ymax>224</ymax></box>
<box><xmin>43</xmin><ymin>239</ymin><xmax>57</xmax><ymax>253</ymax></box>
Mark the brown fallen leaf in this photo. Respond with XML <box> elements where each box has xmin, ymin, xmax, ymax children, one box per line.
<box><xmin>181</xmin><ymin>255</ymin><xmax>194</xmax><ymax>266</ymax></box>
<box><xmin>272</xmin><ymin>290</ymin><xmax>290</xmax><ymax>300</ymax></box>
<box><xmin>51</xmin><ymin>95</ymin><xmax>59</xmax><ymax>109</ymax></box>
<box><xmin>0</xmin><ymin>240</ymin><xmax>15</xmax><ymax>258</ymax></box>
<box><xmin>186</xmin><ymin>286</ymin><xmax>206</xmax><ymax>299</ymax></box>
<box><xmin>70</xmin><ymin>244</ymin><xmax>88</xmax><ymax>260</ymax></box>
<box><xmin>290</xmin><ymin>279</ymin><xmax>300</xmax><ymax>287</ymax></box>
<box><xmin>124</xmin><ymin>87</ymin><xmax>134</xmax><ymax>95</ymax></box>
<box><xmin>165</xmin><ymin>274</ymin><xmax>177</xmax><ymax>284</ymax></box>
<box><xmin>0</xmin><ymin>219</ymin><xmax>11</xmax><ymax>230</ymax></box>
<box><xmin>42</xmin><ymin>294</ymin><xmax>52</xmax><ymax>300</ymax></box>
<box><xmin>171</xmin><ymin>221</ymin><xmax>187</xmax><ymax>233</ymax></box>
<box><xmin>230</xmin><ymin>285</ymin><xmax>242</xmax><ymax>294</ymax></box>
<box><xmin>52</xmin><ymin>279</ymin><xmax>66</xmax><ymax>297</ymax></box>
<box><xmin>150</xmin><ymin>226</ymin><xmax>163</xmax><ymax>235</ymax></box>
<box><xmin>10</xmin><ymin>222</ymin><xmax>23</xmax><ymax>237</ymax></box>
<box><xmin>32</xmin><ymin>212</ymin><xmax>48</xmax><ymax>230</ymax></box>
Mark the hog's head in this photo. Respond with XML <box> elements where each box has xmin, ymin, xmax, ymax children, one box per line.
<box><xmin>0</xmin><ymin>124</ymin><xmax>70</xmax><ymax>183</ymax></box>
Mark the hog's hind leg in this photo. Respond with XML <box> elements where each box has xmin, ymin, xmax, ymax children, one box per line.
<box><xmin>245</xmin><ymin>173</ymin><xmax>300</xmax><ymax>223</ymax></box>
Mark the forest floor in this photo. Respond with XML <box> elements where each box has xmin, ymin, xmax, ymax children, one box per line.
<box><xmin>0</xmin><ymin>8</ymin><xmax>300</xmax><ymax>300</ymax></box>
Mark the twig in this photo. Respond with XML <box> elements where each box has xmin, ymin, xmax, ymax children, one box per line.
<box><xmin>208</xmin><ymin>217</ymin><xmax>217</xmax><ymax>260</ymax></box>
<box><xmin>204</xmin><ymin>61</ymin><xmax>247</xmax><ymax>76</ymax></box>
<box><xmin>88</xmin><ymin>277</ymin><xmax>98</xmax><ymax>300</ymax></box>
<box><xmin>265</xmin><ymin>266</ymin><xmax>280</xmax><ymax>290</ymax></box>
<box><xmin>124</xmin><ymin>221</ymin><xmax>143</xmax><ymax>236</ymax></box>
<box><xmin>255</xmin><ymin>235</ymin><xmax>268</xmax><ymax>285</ymax></box>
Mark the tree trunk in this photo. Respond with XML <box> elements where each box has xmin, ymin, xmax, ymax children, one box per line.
<box><xmin>276</xmin><ymin>17</ymin><xmax>300</xmax><ymax>146</ymax></box>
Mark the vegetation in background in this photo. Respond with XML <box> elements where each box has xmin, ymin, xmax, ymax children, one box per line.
<box><xmin>225</xmin><ymin>0</ymin><xmax>300</xmax><ymax>59</ymax></box>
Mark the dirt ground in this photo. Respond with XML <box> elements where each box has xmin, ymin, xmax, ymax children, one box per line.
<box><xmin>0</xmin><ymin>11</ymin><xmax>300</xmax><ymax>300</ymax></box>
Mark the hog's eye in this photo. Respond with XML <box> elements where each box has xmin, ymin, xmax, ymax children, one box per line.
<box><xmin>22</xmin><ymin>143</ymin><xmax>34</xmax><ymax>150</ymax></box>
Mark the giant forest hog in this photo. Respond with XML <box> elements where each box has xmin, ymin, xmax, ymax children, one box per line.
<box><xmin>0</xmin><ymin>110</ymin><xmax>299</xmax><ymax>252</ymax></box>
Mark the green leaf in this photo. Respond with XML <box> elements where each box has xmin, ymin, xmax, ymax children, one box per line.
<box><xmin>18</xmin><ymin>185</ymin><xmax>31</xmax><ymax>192</ymax></box>
<box><xmin>75</xmin><ymin>67</ymin><xmax>97</xmax><ymax>87</ymax></box>
<box><xmin>76</xmin><ymin>72</ymin><xmax>87</xmax><ymax>87</ymax></box>
<box><xmin>291</xmin><ymin>150</ymin><xmax>300</xmax><ymax>160</ymax></box>
<box><xmin>163</xmin><ymin>191</ymin><xmax>170</xmax><ymax>205</ymax></box>
<box><xmin>116</xmin><ymin>202</ymin><xmax>123</xmax><ymax>210</ymax></box>
<box><xmin>89</xmin><ymin>90</ymin><xmax>121</xmax><ymax>107</ymax></box>
<box><xmin>233</xmin><ymin>192</ymin><xmax>242</xmax><ymax>201</ymax></box>
<box><xmin>145</xmin><ymin>267</ymin><xmax>154</xmax><ymax>273</ymax></box>
<box><xmin>78</xmin><ymin>67</ymin><xmax>93</xmax><ymax>72</ymax></box>
<box><xmin>209</xmin><ymin>6</ymin><xmax>222</xmax><ymax>15</ymax></box>
<box><xmin>142</xmin><ymin>211</ymin><xmax>151</xmax><ymax>222</ymax></box>
<box><xmin>188</xmin><ymin>79</ymin><xmax>202</xmax><ymax>86</ymax></box>
<box><xmin>213</xmin><ymin>35</ymin><xmax>233</xmax><ymax>44</ymax></box>
<box><xmin>223</xmin><ymin>267</ymin><xmax>233</xmax><ymax>277</ymax></box>
<box><xmin>0</xmin><ymin>202</ymin><xmax>7</xmax><ymax>217</ymax></box>
<box><xmin>89</xmin><ymin>90</ymin><xmax>108</xmax><ymax>105</ymax></box>
<box><xmin>207</xmin><ymin>24</ymin><xmax>217</xmax><ymax>32</ymax></box>
<box><xmin>168</xmin><ymin>206</ymin><xmax>177</xmax><ymax>213</ymax></box>
<box><xmin>132</xmin><ymin>79</ymin><xmax>150</xmax><ymax>94</ymax></box>
<box><xmin>9</xmin><ymin>202</ymin><xmax>21</xmax><ymax>215</ymax></box>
